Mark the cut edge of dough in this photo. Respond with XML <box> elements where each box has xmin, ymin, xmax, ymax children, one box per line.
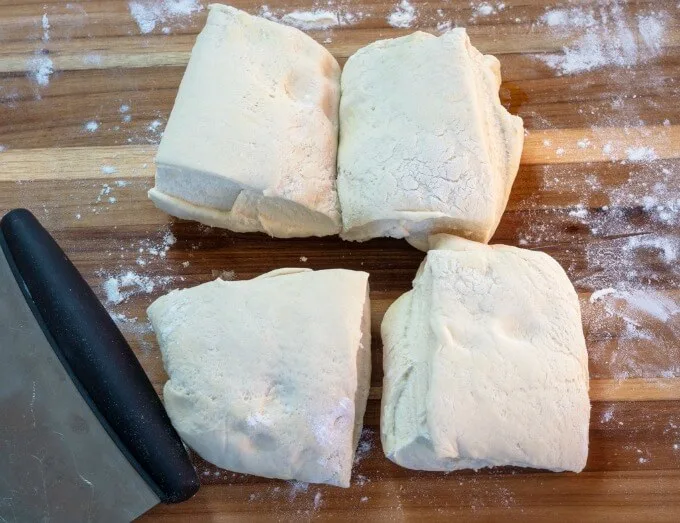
<box><xmin>352</xmin><ymin>283</ymin><xmax>372</xmax><ymax>455</ymax></box>
<box><xmin>149</xmin><ymin>186</ymin><xmax>341</xmax><ymax>238</ymax></box>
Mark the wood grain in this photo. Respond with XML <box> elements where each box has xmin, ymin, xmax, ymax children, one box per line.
<box><xmin>1</xmin><ymin>0</ymin><xmax>679</xmax><ymax>521</ymax></box>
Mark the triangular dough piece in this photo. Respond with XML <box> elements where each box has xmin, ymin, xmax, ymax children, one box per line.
<box><xmin>148</xmin><ymin>268</ymin><xmax>371</xmax><ymax>487</ymax></box>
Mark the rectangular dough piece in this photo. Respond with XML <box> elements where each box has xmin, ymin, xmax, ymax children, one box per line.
<box><xmin>149</xmin><ymin>5</ymin><xmax>342</xmax><ymax>237</ymax></box>
<box><xmin>337</xmin><ymin>29</ymin><xmax>524</xmax><ymax>250</ymax></box>
<box><xmin>147</xmin><ymin>268</ymin><xmax>371</xmax><ymax>487</ymax></box>
<box><xmin>381</xmin><ymin>235</ymin><xmax>590</xmax><ymax>472</ymax></box>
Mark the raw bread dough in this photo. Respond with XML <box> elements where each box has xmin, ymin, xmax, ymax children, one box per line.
<box><xmin>381</xmin><ymin>235</ymin><xmax>590</xmax><ymax>472</ymax></box>
<box><xmin>149</xmin><ymin>5</ymin><xmax>342</xmax><ymax>237</ymax></box>
<box><xmin>337</xmin><ymin>29</ymin><xmax>524</xmax><ymax>250</ymax></box>
<box><xmin>147</xmin><ymin>268</ymin><xmax>371</xmax><ymax>487</ymax></box>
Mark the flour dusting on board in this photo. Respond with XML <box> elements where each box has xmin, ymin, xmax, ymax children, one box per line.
<box><xmin>518</xmin><ymin>151</ymin><xmax>680</xmax><ymax>379</ymax></box>
<box><xmin>387</xmin><ymin>0</ymin><xmax>416</xmax><ymax>28</ymax></box>
<box><xmin>538</xmin><ymin>2</ymin><xmax>668</xmax><ymax>74</ymax></box>
<box><xmin>84</xmin><ymin>120</ymin><xmax>100</xmax><ymax>132</ymax></box>
<box><xmin>259</xmin><ymin>3</ymin><xmax>368</xmax><ymax>31</ymax></box>
<box><xmin>26</xmin><ymin>55</ymin><xmax>54</xmax><ymax>87</ymax></box>
<box><xmin>41</xmin><ymin>12</ymin><xmax>50</xmax><ymax>42</ymax></box>
<box><xmin>509</xmin><ymin>0</ymin><xmax>680</xmax><ymax>381</ymax></box>
<box><xmin>471</xmin><ymin>2</ymin><xmax>505</xmax><ymax>19</ymax></box>
<box><xmin>128</xmin><ymin>0</ymin><xmax>203</xmax><ymax>34</ymax></box>
<box><xmin>102</xmin><ymin>271</ymin><xmax>175</xmax><ymax>305</ymax></box>
<box><xmin>353</xmin><ymin>428</ymin><xmax>374</xmax><ymax>465</ymax></box>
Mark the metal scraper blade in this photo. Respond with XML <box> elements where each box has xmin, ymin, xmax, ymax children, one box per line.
<box><xmin>0</xmin><ymin>245</ymin><xmax>161</xmax><ymax>522</ymax></box>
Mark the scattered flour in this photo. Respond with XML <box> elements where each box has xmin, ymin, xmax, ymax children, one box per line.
<box><xmin>520</xmin><ymin>139</ymin><xmax>679</xmax><ymax>380</ymax></box>
<box><xmin>353</xmin><ymin>428</ymin><xmax>374</xmax><ymax>465</ymax></box>
<box><xmin>259</xmin><ymin>5</ymin><xmax>367</xmax><ymax>30</ymax></box>
<box><xmin>101</xmin><ymin>165</ymin><xmax>118</xmax><ymax>175</ymax></box>
<box><xmin>138</xmin><ymin>231</ymin><xmax>177</xmax><ymax>261</ymax></box>
<box><xmin>148</xmin><ymin>119</ymin><xmax>163</xmax><ymax>131</ymax></box>
<box><xmin>626</xmin><ymin>146</ymin><xmax>658</xmax><ymax>162</ymax></box>
<box><xmin>590</xmin><ymin>288</ymin><xmax>617</xmax><ymax>303</ymax></box>
<box><xmin>84</xmin><ymin>120</ymin><xmax>100</xmax><ymax>132</ymax></box>
<box><xmin>300</xmin><ymin>256</ymin><xmax>308</xmax><ymax>263</ymax></box>
<box><xmin>96</xmin><ymin>184</ymin><xmax>112</xmax><ymax>203</ymax></box>
<box><xmin>637</xmin><ymin>13</ymin><xmax>665</xmax><ymax>52</ymax></box>
<box><xmin>41</xmin><ymin>13</ymin><xmax>50</xmax><ymax>42</ymax></box>
<box><xmin>288</xmin><ymin>481</ymin><xmax>309</xmax><ymax>500</ymax></box>
<box><xmin>540</xmin><ymin>7</ymin><xmax>596</xmax><ymax>29</ymax></box>
<box><xmin>539</xmin><ymin>3</ymin><xmax>668</xmax><ymax>74</ymax></box>
<box><xmin>568</xmin><ymin>204</ymin><xmax>588</xmax><ymax>219</ymax></box>
<box><xmin>103</xmin><ymin>271</ymin><xmax>159</xmax><ymax>304</ymax></box>
<box><xmin>354</xmin><ymin>473</ymin><xmax>369</xmax><ymax>487</ymax></box>
<box><xmin>26</xmin><ymin>56</ymin><xmax>54</xmax><ymax>87</ymax></box>
<box><xmin>387</xmin><ymin>0</ymin><xmax>416</xmax><ymax>29</ymax></box>
<box><xmin>128</xmin><ymin>0</ymin><xmax>203</xmax><ymax>34</ymax></box>
<box><xmin>313</xmin><ymin>491</ymin><xmax>323</xmax><ymax>510</ymax></box>
<box><xmin>281</xmin><ymin>10</ymin><xmax>340</xmax><ymax>30</ymax></box>
<box><xmin>471</xmin><ymin>2</ymin><xmax>505</xmax><ymax>18</ymax></box>
<box><xmin>601</xmin><ymin>407</ymin><xmax>614</xmax><ymax>423</ymax></box>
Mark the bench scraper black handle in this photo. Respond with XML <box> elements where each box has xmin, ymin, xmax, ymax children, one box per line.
<box><xmin>0</xmin><ymin>209</ymin><xmax>199</xmax><ymax>504</ymax></box>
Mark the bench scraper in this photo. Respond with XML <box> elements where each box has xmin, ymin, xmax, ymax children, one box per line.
<box><xmin>0</xmin><ymin>209</ymin><xmax>199</xmax><ymax>522</ymax></box>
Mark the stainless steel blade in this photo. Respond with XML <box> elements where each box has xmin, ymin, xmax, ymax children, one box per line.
<box><xmin>0</xmin><ymin>248</ymin><xmax>161</xmax><ymax>522</ymax></box>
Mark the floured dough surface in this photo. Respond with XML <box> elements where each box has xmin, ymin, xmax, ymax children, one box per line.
<box><xmin>381</xmin><ymin>235</ymin><xmax>590</xmax><ymax>472</ymax></box>
<box><xmin>149</xmin><ymin>4</ymin><xmax>341</xmax><ymax>237</ymax></box>
<box><xmin>337</xmin><ymin>29</ymin><xmax>524</xmax><ymax>250</ymax></box>
<box><xmin>147</xmin><ymin>268</ymin><xmax>371</xmax><ymax>487</ymax></box>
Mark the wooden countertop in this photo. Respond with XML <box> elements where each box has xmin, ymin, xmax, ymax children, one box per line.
<box><xmin>1</xmin><ymin>1</ymin><xmax>679</xmax><ymax>521</ymax></box>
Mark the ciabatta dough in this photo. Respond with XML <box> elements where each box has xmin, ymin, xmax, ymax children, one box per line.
<box><xmin>381</xmin><ymin>235</ymin><xmax>590</xmax><ymax>472</ymax></box>
<box><xmin>147</xmin><ymin>268</ymin><xmax>371</xmax><ymax>487</ymax></box>
<box><xmin>337</xmin><ymin>30</ymin><xmax>524</xmax><ymax>250</ymax></box>
<box><xmin>149</xmin><ymin>4</ymin><xmax>342</xmax><ymax>237</ymax></box>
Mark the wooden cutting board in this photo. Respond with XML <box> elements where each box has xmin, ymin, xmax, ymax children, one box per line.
<box><xmin>1</xmin><ymin>1</ymin><xmax>679</xmax><ymax>520</ymax></box>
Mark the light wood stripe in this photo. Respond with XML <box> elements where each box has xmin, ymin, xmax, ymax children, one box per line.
<box><xmin>2</xmin><ymin>125</ymin><xmax>677</xmax><ymax>182</ymax></box>
<box><xmin>0</xmin><ymin>145</ymin><xmax>154</xmax><ymax>181</ymax></box>
<box><xmin>522</xmin><ymin>126</ymin><xmax>680</xmax><ymax>165</ymax></box>
<box><xmin>369</xmin><ymin>378</ymin><xmax>680</xmax><ymax>402</ymax></box>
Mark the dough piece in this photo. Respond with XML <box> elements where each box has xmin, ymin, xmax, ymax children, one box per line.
<box><xmin>149</xmin><ymin>5</ymin><xmax>342</xmax><ymax>237</ymax></box>
<box><xmin>381</xmin><ymin>235</ymin><xmax>590</xmax><ymax>472</ymax></box>
<box><xmin>147</xmin><ymin>268</ymin><xmax>371</xmax><ymax>487</ymax></box>
<box><xmin>337</xmin><ymin>29</ymin><xmax>524</xmax><ymax>250</ymax></box>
